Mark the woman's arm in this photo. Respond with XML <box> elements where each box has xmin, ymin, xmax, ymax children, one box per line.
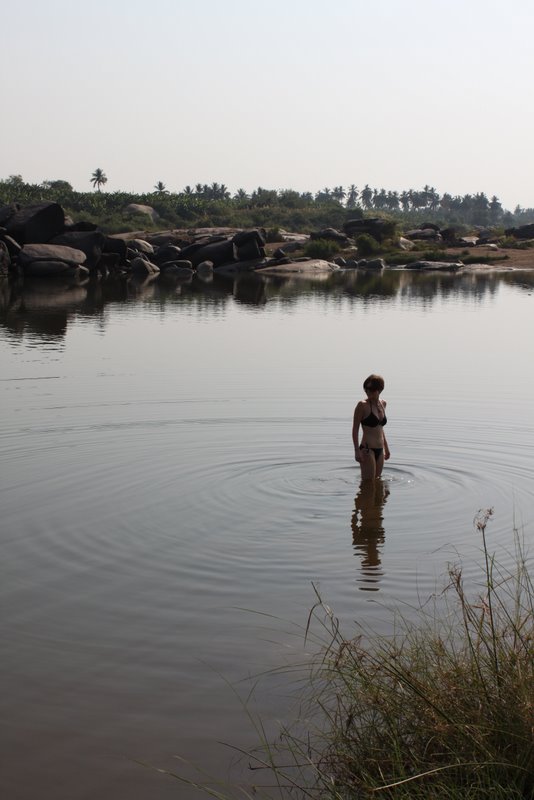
<box><xmin>381</xmin><ymin>400</ymin><xmax>390</xmax><ymax>459</ymax></box>
<box><xmin>352</xmin><ymin>402</ymin><xmax>365</xmax><ymax>461</ymax></box>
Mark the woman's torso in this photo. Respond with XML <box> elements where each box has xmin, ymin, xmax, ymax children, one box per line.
<box><xmin>360</xmin><ymin>399</ymin><xmax>387</xmax><ymax>447</ymax></box>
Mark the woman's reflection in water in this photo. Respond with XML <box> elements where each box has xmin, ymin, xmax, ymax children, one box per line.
<box><xmin>351</xmin><ymin>479</ymin><xmax>389</xmax><ymax>591</ymax></box>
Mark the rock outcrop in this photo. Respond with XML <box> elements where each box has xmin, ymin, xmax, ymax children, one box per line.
<box><xmin>124</xmin><ymin>204</ymin><xmax>159</xmax><ymax>223</ymax></box>
<box><xmin>1</xmin><ymin>200</ymin><xmax>338</xmax><ymax>282</ymax></box>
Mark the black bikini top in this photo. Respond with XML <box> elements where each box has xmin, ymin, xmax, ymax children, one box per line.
<box><xmin>362</xmin><ymin>403</ymin><xmax>387</xmax><ymax>428</ymax></box>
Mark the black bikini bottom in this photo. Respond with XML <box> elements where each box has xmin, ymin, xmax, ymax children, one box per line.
<box><xmin>360</xmin><ymin>444</ymin><xmax>383</xmax><ymax>460</ymax></box>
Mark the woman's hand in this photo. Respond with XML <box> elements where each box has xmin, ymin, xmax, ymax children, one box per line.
<box><xmin>384</xmin><ymin>446</ymin><xmax>391</xmax><ymax>460</ymax></box>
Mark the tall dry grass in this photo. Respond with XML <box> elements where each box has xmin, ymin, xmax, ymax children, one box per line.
<box><xmin>156</xmin><ymin>510</ymin><xmax>534</xmax><ymax>798</ymax></box>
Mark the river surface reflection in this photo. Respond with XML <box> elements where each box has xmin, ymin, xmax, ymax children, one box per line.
<box><xmin>1</xmin><ymin>269</ymin><xmax>533</xmax><ymax>799</ymax></box>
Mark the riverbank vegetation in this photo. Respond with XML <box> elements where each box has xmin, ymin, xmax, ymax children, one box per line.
<box><xmin>2</xmin><ymin>175</ymin><xmax>534</xmax><ymax>235</ymax></box>
<box><xmin>182</xmin><ymin>511</ymin><xmax>534</xmax><ymax>799</ymax></box>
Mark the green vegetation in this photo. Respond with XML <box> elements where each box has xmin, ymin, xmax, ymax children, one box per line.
<box><xmin>250</xmin><ymin>512</ymin><xmax>534</xmax><ymax>799</ymax></box>
<box><xmin>2</xmin><ymin>175</ymin><xmax>534</xmax><ymax>236</ymax></box>
<box><xmin>498</xmin><ymin>236</ymin><xmax>534</xmax><ymax>250</ymax></box>
<box><xmin>303</xmin><ymin>238</ymin><xmax>342</xmax><ymax>260</ymax></box>
<box><xmin>171</xmin><ymin>512</ymin><xmax>533</xmax><ymax>799</ymax></box>
<box><xmin>355</xmin><ymin>233</ymin><xmax>380</xmax><ymax>256</ymax></box>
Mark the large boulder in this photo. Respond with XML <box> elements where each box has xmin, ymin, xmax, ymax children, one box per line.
<box><xmin>103</xmin><ymin>236</ymin><xmax>129</xmax><ymax>265</ymax></box>
<box><xmin>127</xmin><ymin>238</ymin><xmax>154</xmax><ymax>255</ymax></box>
<box><xmin>0</xmin><ymin>204</ymin><xmax>19</xmax><ymax>227</ymax></box>
<box><xmin>130</xmin><ymin>256</ymin><xmax>159</xmax><ymax>276</ymax></box>
<box><xmin>235</xmin><ymin>238</ymin><xmax>265</xmax><ymax>262</ymax></box>
<box><xmin>124</xmin><ymin>204</ymin><xmax>159</xmax><ymax>223</ymax></box>
<box><xmin>63</xmin><ymin>219</ymin><xmax>98</xmax><ymax>232</ymax></box>
<box><xmin>0</xmin><ymin>233</ymin><xmax>21</xmax><ymax>258</ymax></box>
<box><xmin>6</xmin><ymin>202</ymin><xmax>65</xmax><ymax>245</ymax></box>
<box><xmin>278</xmin><ymin>230</ymin><xmax>309</xmax><ymax>243</ymax></box>
<box><xmin>232</xmin><ymin>229</ymin><xmax>266</xmax><ymax>247</ymax></box>
<box><xmin>505</xmin><ymin>223</ymin><xmax>534</xmax><ymax>239</ymax></box>
<box><xmin>180</xmin><ymin>239</ymin><xmax>237</xmax><ymax>267</ymax></box>
<box><xmin>420</xmin><ymin>222</ymin><xmax>440</xmax><ymax>231</ymax></box>
<box><xmin>19</xmin><ymin>243</ymin><xmax>87</xmax><ymax>268</ymax></box>
<box><xmin>275</xmin><ymin>240</ymin><xmax>303</xmax><ymax>253</ymax></box>
<box><xmin>309</xmin><ymin>227</ymin><xmax>348</xmax><ymax>243</ymax></box>
<box><xmin>50</xmin><ymin>231</ymin><xmax>106</xmax><ymax>269</ymax></box>
<box><xmin>146</xmin><ymin>232</ymin><xmax>184</xmax><ymax>247</ymax></box>
<box><xmin>404</xmin><ymin>228</ymin><xmax>442</xmax><ymax>242</ymax></box>
<box><xmin>343</xmin><ymin>218</ymin><xmax>396</xmax><ymax>242</ymax></box>
<box><xmin>152</xmin><ymin>244</ymin><xmax>182</xmax><ymax>266</ymax></box>
<box><xmin>366</xmin><ymin>258</ymin><xmax>386</xmax><ymax>270</ymax></box>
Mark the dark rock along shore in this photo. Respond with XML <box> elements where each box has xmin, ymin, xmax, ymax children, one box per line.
<box><xmin>2</xmin><ymin>201</ymin><xmax>531</xmax><ymax>282</ymax></box>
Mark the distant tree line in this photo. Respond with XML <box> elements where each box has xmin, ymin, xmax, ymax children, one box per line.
<box><xmin>2</xmin><ymin>174</ymin><xmax>534</xmax><ymax>234</ymax></box>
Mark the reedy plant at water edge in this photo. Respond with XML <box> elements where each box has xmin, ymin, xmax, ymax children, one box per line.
<box><xmin>151</xmin><ymin>512</ymin><xmax>534</xmax><ymax>799</ymax></box>
<box><xmin>239</xmin><ymin>514</ymin><xmax>532</xmax><ymax>798</ymax></box>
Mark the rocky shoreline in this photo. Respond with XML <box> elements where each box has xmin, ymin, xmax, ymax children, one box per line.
<box><xmin>1</xmin><ymin>201</ymin><xmax>533</xmax><ymax>283</ymax></box>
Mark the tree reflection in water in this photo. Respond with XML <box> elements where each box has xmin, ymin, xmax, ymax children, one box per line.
<box><xmin>351</xmin><ymin>479</ymin><xmax>389</xmax><ymax>591</ymax></box>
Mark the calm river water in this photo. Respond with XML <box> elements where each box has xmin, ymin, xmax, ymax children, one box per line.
<box><xmin>1</xmin><ymin>268</ymin><xmax>534</xmax><ymax>799</ymax></box>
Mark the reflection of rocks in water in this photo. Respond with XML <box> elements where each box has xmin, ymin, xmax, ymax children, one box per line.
<box><xmin>351</xmin><ymin>479</ymin><xmax>389</xmax><ymax>591</ymax></box>
<box><xmin>1</xmin><ymin>276</ymin><xmax>89</xmax><ymax>340</ymax></box>
<box><xmin>0</xmin><ymin>277</ymin><xmax>15</xmax><ymax>315</ymax></box>
<box><xmin>2</xmin><ymin>270</ymin><xmax>532</xmax><ymax>341</ymax></box>
<box><xmin>21</xmin><ymin>278</ymin><xmax>88</xmax><ymax>311</ymax></box>
<box><xmin>126</xmin><ymin>274</ymin><xmax>159</xmax><ymax>300</ymax></box>
<box><xmin>233</xmin><ymin>275</ymin><xmax>267</xmax><ymax>306</ymax></box>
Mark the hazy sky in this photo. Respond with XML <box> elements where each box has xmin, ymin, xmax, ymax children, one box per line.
<box><xmin>2</xmin><ymin>0</ymin><xmax>533</xmax><ymax>209</ymax></box>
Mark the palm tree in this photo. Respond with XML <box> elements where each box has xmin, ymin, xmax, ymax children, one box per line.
<box><xmin>234</xmin><ymin>188</ymin><xmax>249</xmax><ymax>203</ymax></box>
<box><xmin>440</xmin><ymin>193</ymin><xmax>453</xmax><ymax>213</ymax></box>
<box><xmin>315</xmin><ymin>188</ymin><xmax>332</xmax><ymax>204</ymax></box>
<box><xmin>374</xmin><ymin>189</ymin><xmax>388</xmax><ymax>210</ymax></box>
<box><xmin>429</xmin><ymin>188</ymin><xmax>441</xmax><ymax>211</ymax></box>
<box><xmin>489</xmin><ymin>195</ymin><xmax>502</xmax><ymax>222</ymax></box>
<box><xmin>387</xmin><ymin>191</ymin><xmax>399</xmax><ymax>211</ymax></box>
<box><xmin>346</xmin><ymin>184</ymin><xmax>359</xmax><ymax>208</ymax></box>
<box><xmin>400</xmin><ymin>190</ymin><xmax>411</xmax><ymax>212</ymax></box>
<box><xmin>154</xmin><ymin>181</ymin><xmax>167</xmax><ymax>194</ymax></box>
<box><xmin>90</xmin><ymin>168</ymin><xmax>107</xmax><ymax>192</ymax></box>
<box><xmin>360</xmin><ymin>184</ymin><xmax>373</xmax><ymax>210</ymax></box>
<box><xmin>332</xmin><ymin>186</ymin><xmax>346</xmax><ymax>202</ymax></box>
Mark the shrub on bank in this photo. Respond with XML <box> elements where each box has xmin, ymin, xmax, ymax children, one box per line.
<box><xmin>303</xmin><ymin>238</ymin><xmax>342</xmax><ymax>260</ymax></box>
<box><xmin>355</xmin><ymin>233</ymin><xmax>380</xmax><ymax>256</ymax></box>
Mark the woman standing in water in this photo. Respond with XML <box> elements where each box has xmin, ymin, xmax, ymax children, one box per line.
<box><xmin>352</xmin><ymin>374</ymin><xmax>390</xmax><ymax>480</ymax></box>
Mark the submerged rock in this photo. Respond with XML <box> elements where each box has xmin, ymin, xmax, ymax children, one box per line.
<box><xmin>408</xmin><ymin>260</ymin><xmax>462</xmax><ymax>271</ymax></box>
